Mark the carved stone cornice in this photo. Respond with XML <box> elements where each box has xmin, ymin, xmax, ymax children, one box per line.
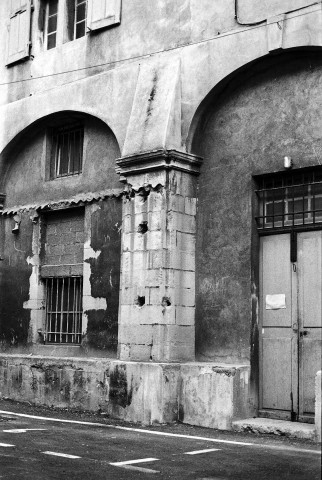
<box><xmin>116</xmin><ymin>149</ymin><xmax>203</xmax><ymax>181</ymax></box>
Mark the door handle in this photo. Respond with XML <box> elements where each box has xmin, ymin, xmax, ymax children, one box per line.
<box><xmin>300</xmin><ymin>330</ymin><xmax>309</xmax><ymax>337</ymax></box>
<box><xmin>292</xmin><ymin>323</ymin><xmax>298</xmax><ymax>332</ymax></box>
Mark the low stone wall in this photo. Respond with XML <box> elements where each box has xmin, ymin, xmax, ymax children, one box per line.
<box><xmin>0</xmin><ymin>355</ymin><xmax>250</xmax><ymax>429</ymax></box>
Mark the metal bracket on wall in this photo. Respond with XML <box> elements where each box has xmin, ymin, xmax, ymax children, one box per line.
<box><xmin>290</xmin><ymin>230</ymin><xmax>297</xmax><ymax>263</ymax></box>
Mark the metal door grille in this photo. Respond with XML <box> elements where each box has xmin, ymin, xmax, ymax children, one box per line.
<box><xmin>45</xmin><ymin>277</ymin><xmax>83</xmax><ymax>344</ymax></box>
<box><xmin>256</xmin><ymin>169</ymin><xmax>322</xmax><ymax>232</ymax></box>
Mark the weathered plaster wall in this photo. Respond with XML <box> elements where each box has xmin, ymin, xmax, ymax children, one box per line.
<box><xmin>192</xmin><ymin>52</ymin><xmax>322</xmax><ymax>364</ymax></box>
<box><xmin>0</xmin><ymin>0</ymin><xmax>238</xmax><ymax>106</ymax></box>
<box><xmin>0</xmin><ymin>214</ymin><xmax>33</xmax><ymax>348</ymax></box>
<box><xmin>83</xmin><ymin>199</ymin><xmax>122</xmax><ymax>354</ymax></box>
<box><xmin>0</xmin><ymin>112</ymin><xmax>122</xmax><ymax>355</ymax></box>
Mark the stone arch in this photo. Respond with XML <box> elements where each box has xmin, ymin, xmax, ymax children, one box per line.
<box><xmin>0</xmin><ymin>110</ymin><xmax>121</xmax><ymax>210</ymax></box>
<box><xmin>190</xmin><ymin>49</ymin><xmax>322</xmax><ymax>369</ymax></box>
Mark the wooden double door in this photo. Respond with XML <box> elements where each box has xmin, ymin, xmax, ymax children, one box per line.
<box><xmin>259</xmin><ymin>231</ymin><xmax>322</xmax><ymax>422</ymax></box>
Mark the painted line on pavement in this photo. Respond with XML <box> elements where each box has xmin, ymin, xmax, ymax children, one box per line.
<box><xmin>3</xmin><ymin>428</ymin><xmax>47</xmax><ymax>433</ymax></box>
<box><xmin>42</xmin><ymin>451</ymin><xmax>81</xmax><ymax>459</ymax></box>
<box><xmin>0</xmin><ymin>410</ymin><xmax>253</xmax><ymax>447</ymax></box>
<box><xmin>117</xmin><ymin>465</ymin><xmax>160</xmax><ymax>474</ymax></box>
<box><xmin>110</xmin><ymin>457</ymin><xmax>159</xmax><ymax>466</ymax></box>
<box><xmin>0</xmin><ymin>410</ymin><xmax>320</xmax><ymax>454</ymax></box>
<box><xmin>0</xmin><ymin>443</ymin><xmax>15</xmax><ymax>447</ymax></box>
<box><xmin>184</xmin><ymin>448</ymin><xmax>221</xmax><ymax>455</ymax></box>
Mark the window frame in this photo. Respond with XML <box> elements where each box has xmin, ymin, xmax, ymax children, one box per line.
<box><xmin>255</xmin><ymin>167</ymin><xmax>322</xmax><ymax>233</ymax></box>
<box><xmin>44</xmin><ymin>276</ymin><xmax>83</xmax><ymax>344</ymax></box>
<box><xmin>74</xmin><ymin>0</ymin><xmax>88</xmax><ymax>39</ymax></box>
<box><xmin>49</xmin><ymin>123</ymin><xmax>84</xmax><ymax>180</ymax></box>
<box><xmin>45</xmin><ymin>0</ymin><xmax>59</xmax><ymax>50</ymax></box>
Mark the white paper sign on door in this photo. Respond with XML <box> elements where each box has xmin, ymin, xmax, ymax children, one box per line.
<box><xmin>265</xmin><ymin>294</ymin><xmax>286</xmax><ymax>310</ymax></box>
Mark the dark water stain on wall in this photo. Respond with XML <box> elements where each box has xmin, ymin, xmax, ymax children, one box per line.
<box><xmin>109</xmin><ymin>364</ymin><xmax>133</xmax><ymax>408</ymax></box>
<box><xmin>0</xmin><ymin>213</ymin><xmax>33</xmax><ymax>348</ymax></box>
<box><xmin>85</xmin><ymin>198</ymin><xmax>122</xmax><ymax>352</ymax></box>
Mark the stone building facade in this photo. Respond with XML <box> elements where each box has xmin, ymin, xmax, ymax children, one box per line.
<box><xmin>0</xmin><ymin>0</ymin><xmax>321</xmax><ymax>433</ymax></box>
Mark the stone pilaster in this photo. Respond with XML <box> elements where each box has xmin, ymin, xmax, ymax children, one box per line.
<box><xmin>116</xmin><ymin>149</ymin><xmax>202</xmax><ymax>362</ymax></box>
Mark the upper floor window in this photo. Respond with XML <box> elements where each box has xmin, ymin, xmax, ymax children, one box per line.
<box><xmin>75</xmin><ymin>0</ymin><xmax>87</xmax><ymax>39</ymax></box>
<box><xmin>6</xmin><ymin>0</ymin><xmax>122</xmax><ymax>64</ymax></box>
<box><xmin>50</xmin><ymin>124</ymin><xmax>84</xmax><ymax>178</ymax></box>
<box><xmin>47</xmin><ymin>0</ymin><xmax>59</xmax><ymax>49</ymax></box>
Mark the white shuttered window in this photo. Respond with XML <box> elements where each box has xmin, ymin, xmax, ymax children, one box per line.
<box><xmin>87</xmin><ymin>0</ymin><xmax>121</xmax><ymax>32</ymax></box>
<box><xmin>6</xmin><ymin>0</ymin><xmax>32</xmax><ymax>66</ymax></box>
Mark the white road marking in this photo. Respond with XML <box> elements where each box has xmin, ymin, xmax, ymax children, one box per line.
<box><xmin>0</xmin><ymin>410</ymin><xmax>320</xmax><ymax>454</ymax></box>
<box><xmin>184</xmin><ymin>448</ymin><xmax>221</xmax><ymax>455</ymax></box>
<box><xmin>0</xmin><ymin>443</ymin><xmax>15</xmax><ymax>447</ymax></box>
<box><xmin>3</xmin><ymin>428</ymin><xmax>47</xmax><ymax>433</ymax></box>
<box><xmin>110</xmin><ymin>457</ymin><xmax>159</xmax><ymax>466</ymax></box>
<box><xmin>0</xmin><ymin>410</ymin><xmax>253</xmax><ymax>446</ymax></box>
<box><xmin>42</xmin><ymin>451</ymin><xmax>81</xmax><ymax>459</ymax></box>
<box><xmin>118</xmin><ymin>465</ymin><xmax>160</xmax><ymax>473</ymax></box>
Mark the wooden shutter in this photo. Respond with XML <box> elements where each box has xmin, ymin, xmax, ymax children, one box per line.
<box><xmin>87</xmin><ymin>0</ymin><xmax>121</xmax><ymax>32</ymax></box>
<box><xmin>6</xmin><ymin>0</ymin><xmax>32</xmax><ymax>66</ymax></box>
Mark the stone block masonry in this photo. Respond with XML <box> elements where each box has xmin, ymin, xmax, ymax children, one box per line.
<box><xmin>42</xmin><ymin>209</ymin><xmax>85</xmax><ymax>267</ymax></box>
<box><xmin>116</xmin><ymin>150</ymin><xmax>202</xmax><ymax>363</ymax></box>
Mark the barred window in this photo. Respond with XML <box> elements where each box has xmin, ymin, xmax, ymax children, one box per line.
<box><xmin>51</xmin><ymin>124</ymin><xmax>84</xmax><ymax>178</ymax></box>
<box><xmin>45</xmin><ymin>277</ymin><xmax>83</xmax><ymax>344</ymax></box>
<box><xmin>256</xmin><ymin>168</ymin><xmax>322</xmax><ymax>231</ymax></box>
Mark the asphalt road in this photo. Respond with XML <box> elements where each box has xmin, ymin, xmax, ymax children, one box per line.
<box><xmin>0</xmin><ymin>407</ymin><xmax>320</xmax><ymax>479</ymax></box>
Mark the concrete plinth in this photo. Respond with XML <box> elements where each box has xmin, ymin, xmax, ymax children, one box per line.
<box><xmin>0</xmin><ymin>355</ymin><xmax>250</xmax><ymax>430</ymax></box>
<box><xmin>0</xmin><ymin>355</ymin><xmax>180</xmax><ymax>425</ymax></box>
<box><xmin>179</xmin><ymin>363</ymin><xmax>250</xmax><ymax>430</ymax></box>
<box><xmin>232</xmin><ymin>418</ymin><xmax>316</xmax><ymax>441</ymax></box>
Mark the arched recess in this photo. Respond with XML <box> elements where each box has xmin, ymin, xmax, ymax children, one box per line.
<box><xmin>0</xmin><ymin>111</ymin><xmax>122</xmax><ymax>355</ymax></box>
<box><xmin>0</xmin><ymin>110</ymin><xmax>121</xmax><ymax>209</ymax></box>
<box><xmin>189</xmin><ymin>50</ymin><xmax>322</xmax><ymax>410</ymax></box>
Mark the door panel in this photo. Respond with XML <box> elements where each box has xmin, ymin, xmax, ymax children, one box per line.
<box><xmin>260</xmin><ymin>234</ymin><xmax>297</xmax><ymax>414</ymax></box>
<box><xmin>300</xmin><ymin>337</ymin><xmax>322</xmax><ymax>415</ymax></box>
<box><xmin>261</xmin><ymin>235</ymin><xmax>292</xmax><ymax>328</ymax></box>
<box><xmin>260</xmin><ymin>230</ymin><xmax>322</xmax><ymax>420</ymax></box>
<box><xmin>299</xmin><ymin>232</ymin><xmax>322</xmax><ymax>328</ymax></box>
<box><xmin>262</xmin><ymin>336</ymin><xmax>294</xmax><ymax>410</ymax></box>
<box><xmin>298</xmin><ymin>231</ymin><xmax>322</xmax><ymax>417</ymax></box>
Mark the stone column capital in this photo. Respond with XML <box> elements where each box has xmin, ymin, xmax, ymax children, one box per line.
<box><xmin>116</xmin><ymin>149</ymin><xmax>203</xmax><ymax>183</ymax></box>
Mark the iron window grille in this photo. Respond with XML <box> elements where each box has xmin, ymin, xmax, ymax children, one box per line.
<box><xmin>256</xmin><ymin>168</ymin><xmax>322</xmax><ymax>232</ymax></box>
<box><xmin>45</xmin><ymin>276</ymin><xmax>83</xmax><ymax>344</ymax></box>
<box><xmin>51</xmin><ymin>124</ymin><xmax>84</xmax><ymax>178</ymax></box>
<box><xmin>75</xmin><ymin>0</ymin><xmax>87</xmax><ymax>39</ymax></box>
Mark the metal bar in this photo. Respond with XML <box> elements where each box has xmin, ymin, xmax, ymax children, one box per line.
<box><xmin>45</xmin><ymin>278</ymin><xmax>49</xmax><ymax>343</ymax></box>
<box><xmin>73</xmin><ymin>277</ymin><xmax>76</xmax><ymax>343</ymax></box>
<box><xmin>54</xmin><ymin>278</ymin><xmax>59</xmax><ymax>343</ymax></box>
<box><xmin>66</xmin><ymin>277</ymin><xmax>70</xmax><ymax>342</ymax></box>
<box><xmin>61</xmin><ymin>277</ymin><xmax>64</xmax><ymax>343</ymax></box>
